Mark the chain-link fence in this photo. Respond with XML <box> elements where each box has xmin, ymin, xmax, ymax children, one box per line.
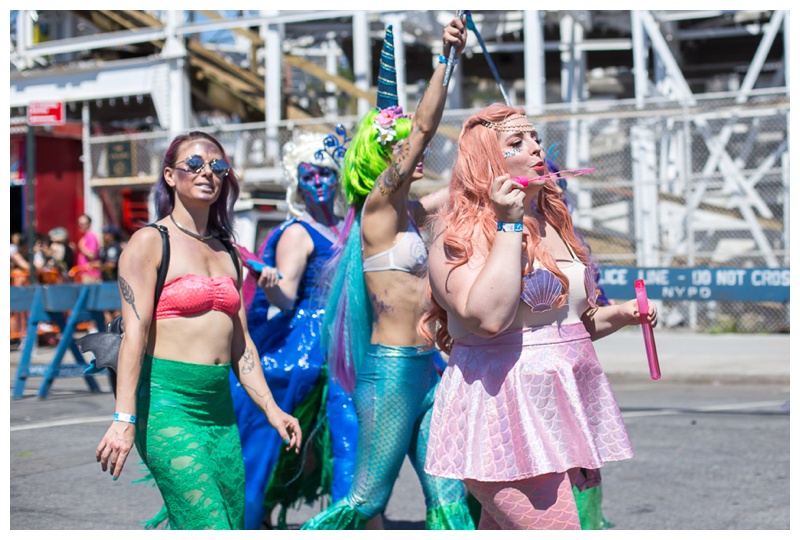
<box><xmin>86</xmin><ymin>88</ymin><xmax>790</xmax><ymax>333</ymax></box>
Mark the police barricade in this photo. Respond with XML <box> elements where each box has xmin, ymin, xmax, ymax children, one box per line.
<box><xmin>11</xmin><ymin>282</ymin><xmax>121</xmax><ymax>399</ymax></box>
<box><xmin>597</xmin><ymin>267</ymin><xmax>790</xmax><ymax>303</ymax></box>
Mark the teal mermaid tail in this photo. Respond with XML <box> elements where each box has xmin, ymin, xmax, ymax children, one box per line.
<box><xmin>300</xmin><ymin>498</ymin><xmax>372</xmax><ymax>530</ymax></box>
<box><xmin>301</xmin><ymin>345</ymin><xmax>473</xmax><ymax>530</ymax></box>
<box><xmin>299</xmin><ymin>497</ymin><xmax>474</xmax><ymax>530</ymax></box>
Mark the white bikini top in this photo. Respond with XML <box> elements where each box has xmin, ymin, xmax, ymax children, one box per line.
<box><xmin>361</xmin><ymin>214</ymin><xmax>428</xmax><ymax>275</ymax></box>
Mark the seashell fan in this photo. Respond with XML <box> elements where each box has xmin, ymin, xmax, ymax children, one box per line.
<box><xmin>521</xmin><ymin>269</ymin><xmax>563</xmax><ymax>312</ymax></box>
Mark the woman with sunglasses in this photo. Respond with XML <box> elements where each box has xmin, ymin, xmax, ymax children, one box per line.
<box><xmin>301</xmin><ymin>15</ymin><xmax>473</xmax><ymax>530</ymax></box>
<box><xmin>94</xmin><ymin>131</ymin><xmax>302</xmax><ymax>530</ymax></box>
<box><xmin>420</xmin><ymin>103</ymin><xmax>657</xmax><ymax>529</ymax></box>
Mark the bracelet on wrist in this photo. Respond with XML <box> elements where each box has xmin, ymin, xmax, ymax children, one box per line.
<box><xmin>114</xmin><ymin>412</ymin><xmax>137</xmax><ymax>424</ymax></box>
<box><xmin>497</xmin><ymin>221</ymin><xmax>524</xmax><ymax>233</ymax></box>
<box><xmin>438</xmin><ymin>53</ymin><xmax>459</xmax><ymax>66</ymax></box>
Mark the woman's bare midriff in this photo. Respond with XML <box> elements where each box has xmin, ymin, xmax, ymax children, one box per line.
<box><xmin>150</xmin><ymin>311</ymin><xmax>236</xmax><ymax>365</ymax></box>
<box><xmin>365</xmin><ymin>270</ymin><xmax>429</xmax><ymax>347</ymax></box>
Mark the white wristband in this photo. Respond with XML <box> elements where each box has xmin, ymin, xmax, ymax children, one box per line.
<box><xmin>114</xmin><ymin>412</ymin><xmax>137</xmax><ymax>424</ymax></box>
<box><xmin>497</xmin><ymin>222</ymin><xmax>524</xmax><ymax>233</ymax></box>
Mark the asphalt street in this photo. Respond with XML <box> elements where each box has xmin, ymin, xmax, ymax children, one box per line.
<box><xmin>8</xmin><ymin>329</ymin><xmax>790</xmax><ymax>530</ymax></box>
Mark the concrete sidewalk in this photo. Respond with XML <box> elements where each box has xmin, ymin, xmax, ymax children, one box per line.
<box><xmin>8</xmin><ymin>329</ymin><xmax>790</xmax><ymax>396</ymax></box>
<box><xmin>593</xmin><ymin>327</ymin><xmax>790</xmax><ymax>384</ymax></box>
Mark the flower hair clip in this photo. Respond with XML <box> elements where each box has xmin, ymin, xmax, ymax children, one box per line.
<box><xmin>316</xmin><ymin>123</ymin><xmax>351</xmax><ymax>167</ymax></box>
<box><xmin>374</xmin><ymin>105</ymin><xmax>405</xmax><ymax>145</ymax></box>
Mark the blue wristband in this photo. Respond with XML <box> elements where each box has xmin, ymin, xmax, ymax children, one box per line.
<box><xmin>438</xmin><ymin>54</ymin><xmax>458</xmax><ymax>66</ymax></box>
<box><xmin>114</xmin><ymin>412</ymin><xmax>137</xmax><ymax>424</ymax></box>
<box><xmin>497</xmin><ymin>222</ymin><xmax>524</xmax><ymax>232</ymax></box>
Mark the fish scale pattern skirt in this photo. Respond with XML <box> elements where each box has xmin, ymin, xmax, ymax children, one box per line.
<box><xmin>136</xmin><ymin>355</ymin><xmax>245</xmax><ymax>530</ymax></box>
<box><xmin>425</xmin><ymin>323</ymin><xmax>633</xmax><ymax>482</ymax></box>
<box><xmin>301</xmin><ymin>345</ymin><xmax>473</xmax><ymax>530</ymax></box>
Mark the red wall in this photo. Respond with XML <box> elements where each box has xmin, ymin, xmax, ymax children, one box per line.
<box><xmin>36</xmin><ymin>135</ymin><xmax>84</xmax><ymax>242</ymax></box>
<box><xmin>12</xmin><ymin>132</ymin><xmax>86</xmax><ymax>242</ymax></box>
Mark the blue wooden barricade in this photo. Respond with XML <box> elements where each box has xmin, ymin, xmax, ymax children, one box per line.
<box><xmin>597</xmin><ymin>266</ymin><xmax>790</xmax><ymax>302</ymax></box>
<box><xmin>11</xmin><ymin>282</ymin><xmax>121</xmax><ymax>399</ymax></box>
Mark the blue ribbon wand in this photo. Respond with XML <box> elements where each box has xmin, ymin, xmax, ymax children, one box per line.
<box><xmin>466</xmin><ymin>10</ymin><xmax>511</xmax><ymax>105</ymax></box>
<box><xmin>443</xmin><ymin>10</ymin><xmax>466</xmax><ymax>86</ymax></box>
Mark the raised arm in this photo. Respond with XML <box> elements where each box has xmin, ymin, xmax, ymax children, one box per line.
<box><xmin>96</xmin><ymin>226</ymin><xmax>162</xmax><ymax>479</ymax></box>
<box><xmin>410</xmin><ymin>186</ymin><xmax>449</xmax><ymax>227</ymax></box>
<box><xmin>366</xmin><ymin>14</ymin><xmax>467</xmax><ymax>214</ymax></box>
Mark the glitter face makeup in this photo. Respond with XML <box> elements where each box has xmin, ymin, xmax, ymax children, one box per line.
<box><xmin>502</xmin><ymin>147</ymin><xmax>523</xmax><ymax>159</ymax></box>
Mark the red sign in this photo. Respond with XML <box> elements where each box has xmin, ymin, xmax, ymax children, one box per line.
<box><xmin>27</xmin><ymin>101</ymin><xmax>66</xmax><ymax>126</ymax></box>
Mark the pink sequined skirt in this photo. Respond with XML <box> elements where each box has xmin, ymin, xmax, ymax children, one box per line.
<box><xmin>425</xmin><ymin>323</ymin><xmax>633</xmax><ymax>482</ymax></box>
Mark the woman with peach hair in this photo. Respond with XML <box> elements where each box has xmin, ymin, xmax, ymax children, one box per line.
<box><xmin>421</xmin><ymin>103</ymin><xmax>658</xmax><ymax>530</ymax></box>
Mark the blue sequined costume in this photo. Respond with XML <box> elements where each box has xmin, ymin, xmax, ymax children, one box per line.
<box><xmin>229</xmin><ymin>218</ymin><xmax>358</xmax><ymax>529</ymax></box>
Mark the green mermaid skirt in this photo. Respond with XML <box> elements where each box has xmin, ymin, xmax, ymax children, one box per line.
<box><xmin>135</xmin><ymin>355</ymin><xmax>245</xmax><ymax>530</ymax></box>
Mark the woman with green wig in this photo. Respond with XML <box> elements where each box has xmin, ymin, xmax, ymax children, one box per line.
<box><xmin>301</xmin><ymin>14</ymin><xmax>474</xmax><ymax>530</ymax></box>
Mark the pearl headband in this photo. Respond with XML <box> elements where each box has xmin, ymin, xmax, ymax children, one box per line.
<box><xmin>481</xmin><ymin>114</ymin><xmax>535</xmax><ymax>133</ymax></box>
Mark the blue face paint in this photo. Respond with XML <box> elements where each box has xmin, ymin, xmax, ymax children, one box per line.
<box><xmin>502</xmin><ymin>147</ymin><xmax>523</xmax><ymax>159</ymax></box>
<box><xmin>298</xmin><ymin>163</ymin><xmax>338</xmax><ymax>205</ymax></box>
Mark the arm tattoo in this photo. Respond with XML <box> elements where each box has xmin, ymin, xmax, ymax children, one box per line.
<box><xmin>241</xmin><ymin>382</ymin><xmax>277</xmax><ymax>414</ymax></box>
<box><xmin>379</xmin><ymin>164</ymin><xmax>403</xmax><ymax>196</ymax></box>
<box><xmin>241</xmin><ymin>382</ymin><xmax>268</xmax><ymax>399</ymax></box>
<box><xmin>240</xmin><ymin>347</ymin><xmax>256</xmax><ymax>375</ymax></box>
<box><xmin>379</xmin><ymin>141</ymin><xmax>411</xmax><ymax>195</ymax></box>
<box><xmin>118</xmin><ymin>275</ymin><xmax>140</xmax><ymax>320</ymax></box>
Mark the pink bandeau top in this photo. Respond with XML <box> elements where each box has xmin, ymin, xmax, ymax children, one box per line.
<box><xmin>154</xmin><ymin>274</ymin><xmax>240</xmax><ymax>320</ymax></box>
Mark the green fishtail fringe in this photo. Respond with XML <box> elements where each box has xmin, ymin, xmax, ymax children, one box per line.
<box><xmin>132</xmin><ymin>464</ymin><xmax>170</xmax><ymax>529</ymax></box>
<box><xmin>465</xmin><ymin>482</ymin><xmax>614</xmax><ymax>530</ymax></box>
<box><xmin>573</xmin><ymin>485</ymin><xmax>614</xmax><ymax>530</ymax></box>
<box><xmin>299</xmin><ymin>500</ymin><xmax>371</xmax><ymax>530</ymax></box>
<box><xmin>141</xmin><ymin>505</ymin><xmax>169</xmax><ymax>530</ymax></box>
<box><xmin>426</xmin><ymin>498</ymin><xmax>476</xmax><ymax>530</ymax></box>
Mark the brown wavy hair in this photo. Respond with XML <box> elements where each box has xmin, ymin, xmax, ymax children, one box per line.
<box><xmin>419</xmin><ymin>103</ymin><xmax>592</xmax><ymax>353</ymax></box>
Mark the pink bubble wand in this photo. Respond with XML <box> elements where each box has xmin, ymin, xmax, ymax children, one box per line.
<box><xmin>634</xmin><ymin>279</ymin><xmax>661</xmax><ymax>380</ymax></box>
<box><xmin>511</xmin><ymin>168</ymin><xmax>595</xmax><ymax>188</ymax></box>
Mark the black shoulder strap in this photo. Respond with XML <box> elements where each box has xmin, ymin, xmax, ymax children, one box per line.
<box><xmin>216</xmin><ymin>234</ymin><xmax>241</xmax><ymax>287</ymax></box>
<box><xmin>147</xmin><ymin>223</ymin><xmax>170</xmax><ymax>308</ymax></box>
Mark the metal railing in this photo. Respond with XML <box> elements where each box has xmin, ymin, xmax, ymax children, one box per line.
<box><xmin>86</xmin><ymin>88</ymin><xmax>790</xmax><ymax>332</ymax></box>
